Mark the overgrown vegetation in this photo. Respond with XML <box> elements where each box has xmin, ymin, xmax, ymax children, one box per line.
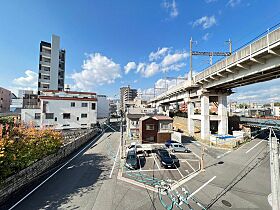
<box><xmin>0</xmin><ymin>118</ymin><xmax>63</xmax><ymax>182</ymax></box>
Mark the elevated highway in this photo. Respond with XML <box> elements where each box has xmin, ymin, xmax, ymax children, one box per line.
<box><xmin>149</xmin><ymin>27</ymin><xmax>280</xmax><ymax>140</ymax></box>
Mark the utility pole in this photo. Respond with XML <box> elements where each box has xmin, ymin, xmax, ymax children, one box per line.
<box><xmin>189</xmin><ymin>37</ymin><xmax>193</xmax><ymax>83</ymax></box>
<box><xmin>269</xmin><ymin>127</ymin><xmax>280</xmax><ymax>209</ymax></box>
<box><xmin>200</xmin><ymin>146</ymin><xmax>205</xmax><ymax>172</ymax></box>
<box><xmin>121</xmin><ymin>110</ymin><xmax>124</xmax><ymax>159</ymax></box>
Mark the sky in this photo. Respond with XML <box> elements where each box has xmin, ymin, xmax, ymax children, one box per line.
<box><xmin>1</xmin><ymin>0</ymin><xmax>280</xmax><ymax>102</ymax></box>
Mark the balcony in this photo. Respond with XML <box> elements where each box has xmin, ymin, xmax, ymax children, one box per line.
<box><xmin>40</xmin><ymin>61</ymin><xmax>51</xmax><ymax>67</ymax></box>
<box><xmin>41</xmin><ymin>51</ymin><xmax>51</xmax><ymax>58</ymax></box>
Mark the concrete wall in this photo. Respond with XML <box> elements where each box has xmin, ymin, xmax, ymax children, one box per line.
<box><xmin>0</xmin><ymin>129</ymin><xmax>98</xmax><ymax>203</ymax></box>
<box><xmin>49</xmin><ymin>35</ymin><xmax>60</xmax><ymax>90</ymax></box>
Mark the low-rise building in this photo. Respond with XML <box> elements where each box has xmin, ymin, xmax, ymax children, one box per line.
<box><xmin>21</xmin><ymin>90</ymin><xmax>97</xmax><ymax>129</ymax></box>
<box><xmin>139</xmin><ymin>115</ymin><xmax>173</xmax><ymax>144</ymax></box>
<box><xmin>0</xmin><ymin>87</ymin><xmax>11</xmax><ymax>113</ymax></box>
<box><xmin>126</xmin><ymin>107</ymin><xmax>157</xmax><ymax>139</ymax></box>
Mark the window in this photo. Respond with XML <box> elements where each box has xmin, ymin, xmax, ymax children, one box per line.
<box><xmin>81</xmin><ymin>113</ymin><xmax>87</xmax><ymax>118</ymax></box>
<box><xmin>71</xmin><ymin>102</ymin><xmax>75</xmax><ymax>107</ymax></box>
<box><xmin>55</xmin><ymin>117</ymin><xmax>57</xmax><ymax>122</ymax></box>
<box><xmin>81</xmin><ymin>124</ymin><xmax>87</xmax><ymax>126</ymax></box>
<box><xmin>161</xmin><ymin>123</ymin><xmax>171</xmax><ymax>130</ymax></box>
<box><xmin>146</xmin><ymin>124</ymin><xmax>155</xmax><ymax>130</ymax></box>
<box><xmin>34</xmin><ymin>113</ymin><xmax>41</xmax><ymax>120</ymax></box>
<box><xmin>91</xmin><ymin>103</ymin><xmax>96</xmax><ymax>110</ymax></box>
<box><xmin>82</xmin><ymin>102</ymin><xmax>88</xmax><ymax>107</ymax></box>
<box><xmin>45</xmin><ymin>113</ymin><xmax>54</xmax><ymax>119</ymax></box>
<box><xmin>63</xmin><ymin>113</ymin><xmax>70</xmax><ymax>119</ymax></box>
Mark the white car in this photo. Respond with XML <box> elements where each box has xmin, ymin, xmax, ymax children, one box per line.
<box><xmin>126</xmin><ymin>142</ymin><xmax>143</xmax><ymax>153</ymax></box>
<box><xmin>170</xmin><ymin>143</ymin><xmax>190</xmax><ymax>153</ymax></box>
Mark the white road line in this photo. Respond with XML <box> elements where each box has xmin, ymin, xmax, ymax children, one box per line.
<box><xmin>109</xmin><ymin>134</ymin><xmax>121</xmax><ymax>178</ymax></box>
<box><xmin>126</xmin><ymin>168</ymin><xmax>178</xmax><ymax>173</ymax></box>
<box><xmin>187</xmin><ymin>176</ymin><xmax>216</xmax><ymax>200</ymax></box>
<box><xmin>217</xmin><ymin>151</ymin><xmax>231</xmax><ymax>159</ymax></box>
<box><xmin>152</xmin><ymin>154</ymin><xmax>160</xmax><ymax>169</ymax></box>
<box><xmin>9</xmin><ymin>129</ymin><xmax>108</xmax><ymax>210</ymax></box>
<box><xmin>185</xmin><ymin>160</ymin><xmax>196</xmax><ymax>172</ymax></box>
<box><xmin>245</xmin><ymin>140</ymin><xmax>265</xmax><ymax>154</ymax></box>
<box><xmin>175</xmin><ymin>165</ymin><xmax>184</xmax><ymax>178</ymax></box>
<box><xmin>192</xmin><ymin>151</ymin><xmax>201</xmax><ymax>159</ymax></box>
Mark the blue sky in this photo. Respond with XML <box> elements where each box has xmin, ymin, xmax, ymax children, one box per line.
<box><xmin>1</xmin><ymin>0</ymin><xmax>280</xmax><ymax>102</ymax></box>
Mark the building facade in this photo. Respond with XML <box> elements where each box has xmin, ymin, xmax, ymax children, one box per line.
<box><xmin>120</xmin><ymin>86</ymin><xmax>137</xmax><ymax>112</ymax></box>
<box><xmin>139</xmin><ymin>115</ymin><xmax>173</xmax><ymax>144</ymax></box>
<box><xmin>0</xmin><ymin>87</ymin><xmax>11</xmax><ymax>113</ymax></box>
<box><xmin>38</xmin><ymin>34</ymin><xmax>65</xmax><ymax>94</ymax></box>
<box><xmin>21</xmin><ymin>90</ymin><xmax>97</xmax><ymax>129</ymax></box>
<box><xmin>97</xmin><ymin>95</ymin><xmax>109</xmax><ymax>119</ymax></box>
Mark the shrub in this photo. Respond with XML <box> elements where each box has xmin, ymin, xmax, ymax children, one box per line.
<box><xmin>0</xmin><ymin>125</ymin><xmax>63</xmax><ymax>182</ymax></box>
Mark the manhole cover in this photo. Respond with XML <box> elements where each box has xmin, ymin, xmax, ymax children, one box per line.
<box><xmin>221</xmin><ymin>200</ymin><xmax>232</xmax><ymax>207</ymax></box>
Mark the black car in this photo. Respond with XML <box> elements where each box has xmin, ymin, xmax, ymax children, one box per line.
<box><xmin>156</xmin><ymin>149</ymin><xmax>175</xmax><ymax>168</ymax></box>
<box><xmin>125</xmin><ymin>150</ymin><xmax>139</xmax><ymax>170</ymax></box>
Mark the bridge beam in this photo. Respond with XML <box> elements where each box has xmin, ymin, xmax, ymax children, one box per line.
<box><xmin>201</xmin><ymin>95</ymin><xmax>210</xmax><ymax>140</ymax></box>
<box><xmin>250</xmin><ymin>57</ymin><xmax>266</xmax><ymax>65</ymax></box>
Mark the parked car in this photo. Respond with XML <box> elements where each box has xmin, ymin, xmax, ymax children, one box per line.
<box><xmin>126</xmin><ymin>142</ymin><xmax>143</xmax><ymax>153</ymax></box>
<box><xmin>170</xmin><ymin>154</ymin><xmax>180</xmax><ymax>167</ymax></box>
<box><xmin>125</xmin><ymin>150</ymin><xmax>139</xmax><ymax>170</ymax></box>
<box><xmin>165</xmin><ymin>140</ymin><xmax>180</xmax><ymax>148</ymax></box>
<box><xmin>170</xmin><ymin>143</ymin><xmax>191</xmax><ymax>153</ymax></box>
<box><xmin>155</xmin><ymin>149</ymin><xmax>175</xmax><ymax>168</ymax></box>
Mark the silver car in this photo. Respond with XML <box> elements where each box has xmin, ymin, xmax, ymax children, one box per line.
<box><xmin>170</xmin><ymin>143</ymin><xmax>190</xmax><ymax>153</ymax></box>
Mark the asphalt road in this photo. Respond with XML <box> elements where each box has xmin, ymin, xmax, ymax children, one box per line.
<box><xmin>2</xmin><ymin>128</ymin><xmax>273</xmax><ymax>210</ymax></box>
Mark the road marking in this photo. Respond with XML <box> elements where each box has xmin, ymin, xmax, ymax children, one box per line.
<box><xmin>152</xmin><ymin>154</ymin><xmax>160</xmax><ymax>169</ymax></box>
<box><xmin>185</xmin><ymin>169</ymin><xmax>189</xmax><ymax>173</ymax></box>
<box><xmin>192</xmin><ymin>151</ymin><xmax>201</xmax><ymax>159</ymax></box>
<box><xmin>175</xmin><ymin>164</ymin><xmax>184</xmax><ymax>178</ymax></box>
<box><xmin>187</xmin><ymin>176</ymin><xmax>216</xmax><ymax>200</ymax></box>
<box><xmin>126</xmin><ymin>168</ymin><xmax>178</xmax><ymax>173</ymax></box>
<box><xmin>217</xmin><ymin>151</ymin><xmax>231</xmax><ymax>159</ymax></box>
<box><xmin>193</xmin><ymin>142</ymin><xmax>201</xmax><ymax>147</ymax></box>
<box><xmin>8</xmin><ymin>129</ymin><xmax>108</xmax><ymax>210</ymax></box>
<box><xmin>185</xmin><ymin>160</ymin><xmax>196</xmax><ymax>172</ymax></box>
<box><xmin>245</xmin><ymin>140</ymin><xmax>265</xmax><ymax>154</ymax></box>
<box><xmin>171</xmin><ymin>171</ymin><xmax>201</xmax><ymax>191</ymax></box>
<box><xmin>109</xmin><ymin>133</ymin><xmax>121</xmax><ymax>178</ymax></box>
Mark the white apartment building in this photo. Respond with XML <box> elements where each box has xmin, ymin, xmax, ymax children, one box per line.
<box><xmin>21</xmin><ymin>90</ymin><xmax>97</xmax><ymax>129</ymax></box>
<box><xmin>38</xmin><ymin>35</ymin><xmax>65</xmax><ymax>94</ymax></box>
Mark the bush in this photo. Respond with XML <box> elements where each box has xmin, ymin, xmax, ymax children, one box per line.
<box><xmin>0</xmin><ymin>125</ymin><xmax>63</xmax><ymax>182</ymax></box>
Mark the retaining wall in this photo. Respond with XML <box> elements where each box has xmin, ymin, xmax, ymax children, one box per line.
<box><xmin>0</xmin><ymin>129</ymin><xmax>98</xmax><ymax>203</ymax></box>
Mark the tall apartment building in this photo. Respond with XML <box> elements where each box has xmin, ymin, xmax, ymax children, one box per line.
<box><xmin>38</xmin><ymin>34</ymin><xmax>65</xmax><ymax>94</ymax></box>
<box><xmin>120</xmin><ymin>86</ymin><xmax>137</xmax><ymax>112</ymax></box>
<box><xmin>0</xmin><ymin>87</ymin><xmax>11</xmax><ymax>113</ymax></box>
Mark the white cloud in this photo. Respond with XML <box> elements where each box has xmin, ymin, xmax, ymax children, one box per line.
<box><xmin>227</xmin><ymin>0</ymin><xmax>241</xmax><ymax>7</ymax></box>
<box><xmin>149</xmin><ymin>47</ymin><xmax>169</xmax><ymax>61</ymax></box>
<box><xmin>71</xmin><ymin>53</ymin><xmax>121</xmax><ymax>90</ymax></box>
<box><xmin>162</xmin><ymin>0</ymin><xmax>178</xmax><ymax>18</ymax></box>
<box><xmin>124</xmin><ymin>62</ymin><xmax>137</xmax><ymax>74</ymax></box>
<box><xmin>134</xmin><ymin>49</ymin><xmax>188</xmax><ymax>78</ymax></box>
<box><xmin>202</xmin><ymin>33</ymin><xmax>210</xmax><ymax>41</ymax></box>
<box><xmin>161</xmin><ymin>52</ymin><xmax>188</xmax><ymax>68</ymax></box>
<box><xmin>13</xmin><ymin>70</ymin><xmax>38</xmax><ymax>87</ymax></box>
<box><xmin>193</xmin><ymin>15</ymin><xmax>217</xmax><ymax>29</ymax></box>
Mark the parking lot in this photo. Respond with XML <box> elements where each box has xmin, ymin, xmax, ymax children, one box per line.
<box><xmin>120</xmin><ymin>144</ymin><xmax>201</xmax><ymax>189</ymax></box>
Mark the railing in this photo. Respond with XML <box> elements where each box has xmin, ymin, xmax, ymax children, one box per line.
<box><xmin>194</xmin><ymin>26</ymin><xmax>280</xmax><ymax>82</ymax></box>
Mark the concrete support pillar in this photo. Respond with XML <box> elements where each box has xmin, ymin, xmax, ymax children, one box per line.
<box><xmin>218</xmin><ymin>95</ymin><xmax>228</xmax><ymax>135</ymax></box>
<box><xmin>188</xmin><ymin>102</ymin><xmax>194</xmax><ymax>135</ymax></box>
<box><xmin>158</xmin><ymin>105</ymin><xmax>164</xmax><ymax>114</ymax></box>
<box><xmin>201</xmin><ymin>95</ymin><xmax>210</xmax><ymax>140</ymax></box>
